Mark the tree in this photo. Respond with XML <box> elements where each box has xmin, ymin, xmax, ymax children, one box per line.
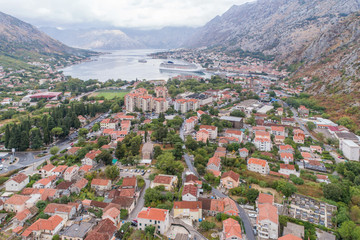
<box><xmin>153</xmin><ymin>146</ymin><xmax>162</xmax><ymax>159</ymax></box>
<box><xmin>105</xmin><ymin>165</ymin><xmax>119</xmax><ymax>180</ymax></box>
<box><xmin>51</xmin><ymin>127</ymin><xmax>63</xmax><ymax>140</ymax></box>
<box><xmin>307</xmin><ymin>121</ymin><xmax>316</xmax><ymax>131</ymax></box>
<box><xmin>185</xmin><ymin>135</ymin><xmax>198</xmax><ymax>151</ymax></box>
<box><xmin>230</xmin><ymin>110</ymin><xmax>246</xmax><ymax>118</ymax></box>
<box><xmin>200</xmin><ymin>221</ymin><xmax>216</xmax><ymax>231</ymax></box>
<box><xmin>36</xmin><ymin>200</ymin><xmax>48</xmax><ymax>211</ymax></box>
<box><xmin>246</xmin><ymin>189</ymin><xmax>259</xmax><ymax>203</ymax></box>
<box><xmin>115</xmin><ymin>142</ymin><xmax>126</xmax><ymax>160</ymax></box>
<box><xmin>78</xmin><ymin>128</ymin><xmax>89</xmax><ymax>138</ymax></box>
<box><xmin>92</xmin><ymin>122</ymin><xmax>100</xmax><ymax>132</ymax></box>
<box><xmin>30</xmin><ymin>127</ymin><xmax>43</xmax><ymax>149</ymax></box>
<box><xmin>97</xmin><ymin>136</ymin><xmax>110</xmax><ymax>148</ymax></box>
<box><xmin>323</xmin><ymin>183</ymin><xmax>344</xmax><ymax>202</ymax></box>
<box><xmin>338</xmin><ymin>221</ymin><xmax>357</xmax><ymax>240</ymax></box>
<box><xmin>156</xmin><ymin>152</ymin><xmax>184</xmax><ymax>176</ymax></box>
<box><xmin>52</xmin><ymin>235</ymin><xmax>60</xmax><ymax>240</ymax></box>
<box><xmin>276</xmin><ymin>181</ymin><xmax>297</xmax><ymax>197</ymax></box>
<box><xmin>96</xmin><ymin>151</ymin><xmax>113</xmax><ymax>165</ymax></box>
<box><xmin>50</xmin><ymin>146</ymin><xmax>60</xmax><ymax>155</ymax></box>
<box><xmin>130</xmin><ymin>136</ymin><xmax>142</xmax><ymax>156</ymax></box>
<box><xmin>173</xmin><ymin>142</ymin><xmax>183</xmax><ymax>160</ymax></box>
<box><xmin>4</xmin><ymin>124</ymin><xmax>10</xmax><ymax>149</ymax></box>
<box><xmin>145</xmin><ymin>225</ymin><xmax>155</xmax><ymax>237</ymax></box>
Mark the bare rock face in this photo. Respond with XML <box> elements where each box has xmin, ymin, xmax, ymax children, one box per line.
<box><xmin>186</xmin><ymin>0</ymin><xmax>360</xmax><ymax>62</ymax></box>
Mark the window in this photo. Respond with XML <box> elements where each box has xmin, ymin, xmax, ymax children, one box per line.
<box><xmin>158</xmin><ymin>226</ymin><xmax>160</xmax><ymax>229</ymax></box>
<box><xmin>149</xmin><ymin>220</ymin><xmax>152</xmax><ymax>222</ymax></box>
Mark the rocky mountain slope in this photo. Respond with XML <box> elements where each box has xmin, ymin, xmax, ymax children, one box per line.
<box><xmin>186</xmin><ymin>0</ymin><xmax>360</xmax><ymax>62</ymax></box>
<box><xmin>0</xmin><ymin>11</ymin><xmax>93</xmax><ymax>69</ymax></box>
<box><xmin>0</xmin><ymin>11</ymin><xmax>91</xmax><ymax>56</ymax></box>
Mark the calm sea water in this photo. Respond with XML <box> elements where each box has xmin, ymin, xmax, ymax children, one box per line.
<box><xmin>61</xmin><ymin>49</ymin><xmax>210</xmax><ymax>82</ymax></box>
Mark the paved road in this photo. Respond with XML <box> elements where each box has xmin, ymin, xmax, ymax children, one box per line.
<box><xmin>0</xmin><ymin>111</ymin><xmax>110</xmax><ymax>175</ymax></box>
<box><xmin>128</xmin><ymin>178</ymin><xmax>150</xmax><ymax>220</ymax></box>
<box><xmin>181</xmin><ymin>123</ymin><xmax>255</xmax><ymax>240</ymax></box>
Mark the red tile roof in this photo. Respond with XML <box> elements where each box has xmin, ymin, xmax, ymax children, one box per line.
<box><xmin>14</xmin><ymin>208</ymin><xmax>32</xmax><ymax>221</ymax></box>
<box><xmin>67</xmin><ymin>147</ymin><xmax>82</xmax><ymax>155</ymax></box>
<box><xmin>85</xmin><ymin>150</ymin><xmax>102</xmax><ymax>160</ymax></box>
<box><xmin>79</xmin><ymin>165</ymin><xmax>92</xmax><ymax>172</ymax></box>
<box><xmin>257</xmin><ymin>193</ymin><xmax>274</xmax><ymax>205</ymax></box>
<box><xmin>280</xmin><ymin>164</ymin><xmax>295</xmax><ymax>170</ymax></box>
<box><xmin>137</xmin><ymin>208</ymin><xmax>168</xmax><ymax>221</ymax></box>
<box><xmin>103</xmin><ymin>207</ymin><xmax>120</xmax><ymax>219</ymax></box>
<box><xmin>153</xmin><ymin>175</ymin><xmax>174</xmax><ymax>185</ymax></box>
<box><xmin>22</xmin><ymin>215</ymin><xmax>63</xmax><ymax>237</ymax></box>
<box><xmin>11</xmin><ymin>173</ymin><xmax>28</xmax><ymax>183</ymax></box>
<box><xmin>257</xmin><ymin>203</ymin><xmax>278</xmax><ymax>224</ymax></box>
<box><xmin>200</xmin><ymin>125</ymin><xmax>217</xmax><ymax>131</ymax></box>
<box><xmin>41</xmin><ymin>164</ymin><xmax>55</xmax><ymax>172</ymax></box>
<box><xmin>74</xmin><ymin>178</ymin><xmax>88</xmax><ymax>189</ymax></box>
<box><xmin>121</xmin><ymin>176</ymin><xmax>137</xmax><ymax>187</ymax></box>
<box><xmin>207</xmin><ymin>156</ymin><xmax>221</xmax><ymax>167</ymax></box>
<box><xmin>221</xmin><ymin>171</ymin><xmax>240</xmax><ymax>182</ymax></box>
<box><xmin>85</xmin><ymin>218</ymin><xmax>117</xmax><ymax>240</ymax></box>
<box><xmin>44</xmin><ymin>203</ymin><xmax>74</xmax><ymax>214</ymax></box>
<box><xmin>174</xmin><ymin>201</ymin><xmax>202</xmax><ymax>209</ymax></box>
<box><xmin>5</xmin><ymin>194</ymin><xmax>30</xmax><ymax>205</ymax></box>
<box><xmin>278</xmin><ymin>234</ymin><xmax>302</xmax><ymax>240</ymax></box>
<box><xmin>182</xmin><ymin>184</ymin><xmax>198</xmax><ymax>197</ymax></box>
<box><xmin>248</xmin><ymin>158</ymin><xmax>267</xmax><ymax>167</ymax></box>
<box><xmin>223</xmin><ymin>218</ymin><xmax>242</xmax><ymax>239</ymax></box>
<box><xmin>91</xmin><ymin>179</ymin><xmax>110</xmax><ymax>186</ymax></box>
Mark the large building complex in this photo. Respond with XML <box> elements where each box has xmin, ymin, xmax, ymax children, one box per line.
<box><xmin>125</xmin><ymin>88</ymin><xmax>168</xmax><ymax>113</ymax></box>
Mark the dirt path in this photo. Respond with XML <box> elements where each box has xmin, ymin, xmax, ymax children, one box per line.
<box><xmin>251</xmin><ymin>184</ymin><xmax>283</xmax><ymax>203</ymax></box>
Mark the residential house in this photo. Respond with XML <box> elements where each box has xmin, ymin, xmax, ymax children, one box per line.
<box><xmin>84</xmin><ymin>218</ymin><xmax>117</xmax><ymax>240</ymax></box>
<box><xmin>81</xmin><ymin>150</ymin><xmax>102</xmax><ymax>166</ymax></box>
<box><xmin>207</xmin><ymin>156</ymin><xmax>221</xmax><ymax>175</ymax></box>
<box><xmin>137</xmin><ymin>208</ymin><xmax>170</xmax><ymax>234</ymax></box>
<box><xmin>22</xmin><ymin>215</ymin><xmax>65</xmax><ymax>240</ymax></box>
<box><xmin>64</xmin><ymin>166</ymin><xmax>79</xmax><ymax>181</ymax></box>
<box><xmin>247</xmin><ymin>158</ymin><xmax>270</xmax><ymax>175</ymax></box>
<box><xmin>91</xmin><ymin>179</ymin><xmax>112</xmax><ymax>191</ymax></box>
<box><xmin>173</xmin><ymin>201</ymin><xmax>202</xmax><ymax>221</ymax></box>
<box><xmin>184</xmin><ymin>174</ymin><xmax>202</xmax><ymax>188</ymax></box>
<box><xmin>39</xmin><ymin>164</ymin><xmax>55</xmax><ymax>178</ymax></box>
<box><xmin>5</xmin><ymin>173</ymin><xmax>29</xmax><ymax>192</ymax></box>
<box><xmin>4</xmin><ymin>195</ymin><xmax>32</xmax><ymax>212</ymax></box>
<box><xmin>223</xmin><ymin>198</ymin><xmax>239</xmax><ymax>216</ymax></box>
<box><xmin>185</xmin><ymin>116</ymin><xmax>198</xmax><ymax>132</ymax></box>
<box><xmin>225</xmin><ymin>129</ymin><xmax>243</xmax><ymax>143</ymax></box>
<box><xmin>121</xmin><ymin>176</ymin><xmax>137</xmax><ymax>190</ymax></box>
<box><xmin>220</xmin><ymin>171</ymin><xmax>240</xmax><ymax>189</ymax></box>
<box><xmin>182</xmin><ymin>184</ymin><xmax>198</xmax><ymax>201</ymax></box>
<box><xmin>33</xmin><ymin>176</ymin><xmax>56</xmax><ymax>189</ymax></box>
<box><xmin>100</xmin><ymin>118</ymin><xmax>117</xmax><ymax>130</ymax></box>
<box><xmin>199</xmin><ymin>125</ymin><xmax>218</xmax><ymax>139</ymax></box>
<box><xmin>298</xmin><ymin>105</ymin><xmax>309</xmax><ymax>117</ymax></box>
<box><xmin>52</xmin><ymin>165</ymin><xmax>68</xmax><ymax>177</ymax></box>
<box><xmin>239</xmin><ymin>148</ymin><xmax>249</xmax><ymax>158</ymax></box>
<box><xmin>221</xmin><ymin>218</ymin><xmax>243</xmax><ymax>240</ymax></box>
<box><xmin>102</xmin><ymin>207</ymin><xmax>121</xmax><ymax>226</ymax></box>
<box><xmin>67</xmin><ymin>147</ymin><xmax>82</xmax><ymax>155</ymax></box>
<box><xmin>274</xmin><ymin>135</ymin><xmax>285</xmax><ymax>145</ymax></box>
<box><xmin>44</xmin><ymin>203</ymin><xmax>76</xmax><ymax>221</ymax></box>
<box><xmin>310</xmin><ymin>145</ymin><xmax>323</xmax><ymax>154</ymax></box>
<box><xmin>280</xmin><ymin>152</ymin><xmax>294</xmax><ymax>164</ymax></box>
<box><xmin>60</xmin><ymin>222</ymin><xmax>94</xmax><ymax>240</ymax></box>
<box><xmin>278</xmin><ymin>234</ymin><xmax>302</xmax><ymax>240</ymax></box>
<box><xmin>256</xmin><ymin>193</ymin><xmax>274</xmax><ymax>208</ymax></box>
<box><xmin>271</xmin><ymin>126</ymin><xmax>285</xmax><ymax>136</ymax></box>
<box><xmin>196</xmin><ymin>129</ymin><xmax>209</xmax><ymax>143</ymax></box>
<box><xmin>279</xmin><ymin>145</ymin><xmax>294</xmax><ymax>154</ymax></box>
<box><xmin>151</xmin><ymin>175</ymin><xmax>178</xmax><ymax>191</ymax></box>
<box><xmin>279</xmin><ymin>164</ymin><xmax>299</xmax><ymax>177</ymax></box>
<box><xmin>71</xmin><ymin>178</ymin><xmax>88</xmax><ymax>194</ymax></box>
<box><xmin>254</xmin><ymin>131</ymin><xmax>272</xmax><ymax>152</ymax></box>
<box><xmin>13</xmin><ymin>207</ymin><xmax>37</xmax><ymax>226</ymax></box>
<box><xmin>257</xmin><ymin>203</ymin><xmax>278</xmax><ymax>239</ymax></box>
<box><xmin>317</xmin><ymin>175</ymin><xmax>331</xmax><ymax>184</ymax></box>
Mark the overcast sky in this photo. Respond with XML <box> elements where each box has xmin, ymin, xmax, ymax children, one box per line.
<box><xmin>0</xmin><ymin>0</ymin><xmax>255</xmax><ymax>29</ymax></box>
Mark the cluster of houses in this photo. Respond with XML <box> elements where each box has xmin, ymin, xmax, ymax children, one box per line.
<box><xmin>0</xmin><ymin>162</ymin><xmax>141</xmax><ymax>240</ymax></box>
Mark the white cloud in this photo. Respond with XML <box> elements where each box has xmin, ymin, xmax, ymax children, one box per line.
<box><xmin>0</xmin><ymin>0</ymin><xmax>255</xmax><ymax>28</ymax></box>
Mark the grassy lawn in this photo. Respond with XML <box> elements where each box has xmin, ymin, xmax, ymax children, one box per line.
<box><xmin>90</xmin><ymin>91</ymin><xmax>129</xmax><ymax>100</ymax></box>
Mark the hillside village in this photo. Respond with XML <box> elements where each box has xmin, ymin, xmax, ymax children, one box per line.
<box><xmin>0</xmin><ymin>66</ymin><xmax>359</xmax><ymax>240</ymax></box>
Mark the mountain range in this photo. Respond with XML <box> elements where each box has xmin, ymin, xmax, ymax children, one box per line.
<box><xmin>0</xmin><ymin>11</ymin><xmax>94</xmax><ymax>70</ymax></box>
<box><xmin>40</xmin><ymin>26</ymin><xmax>196</xmax><ymax>50</ymax></box>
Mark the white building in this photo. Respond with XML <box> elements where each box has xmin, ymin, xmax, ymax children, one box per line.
<box><xmin>199</xmin><ymin>125</ymin><xmax>218</xmax><ymax>139</ymax></box>
<box><xmin>5</xmin><ymin>173</ymin><xmax>29</xmax><ymax>192</ymax></box>
<box><xmin>279</xmin><ymin>164</ymin><xmax>299</xmax><ymax>177</ymax></box>
<box><xmin>340</xmin><ymin>139</ymin><xmax>360</xmax><ymax>161</ymax></box>
<box><xmin>257</xmin><ymin>203</ymin><xmax>279</xmax><ymax>239</ymax></box>
<box><xmin>247</xmin><ymin>158</ymin><xmax>270</xmax><ymax>175</ymax></box>
<box><xmin>137</xmin><ymin>208</ymin><xmax>170</xmax><ymax>234</ymax></box>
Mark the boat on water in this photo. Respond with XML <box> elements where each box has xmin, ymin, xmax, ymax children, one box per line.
<box><xmin>138</xmin><ymin>59</ymin><xmax>147</xmax><ymax>63</ymax></box>
<box><xmin>159</xmin><ymin>61</ymin><xmax>205</xmax><ymax>73</ymax></box>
